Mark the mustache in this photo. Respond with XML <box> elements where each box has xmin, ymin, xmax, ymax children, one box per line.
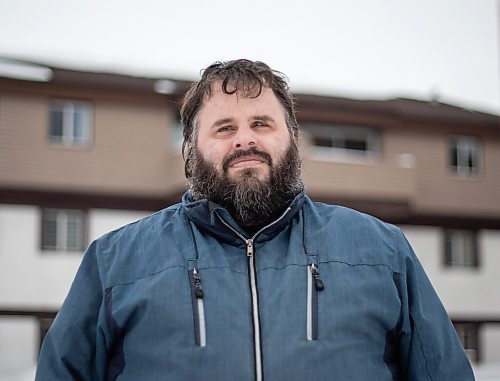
<box><xmin>222</xmin><ymin>147</ymin><xmax>273</xmax><ymax>173</ymax></box>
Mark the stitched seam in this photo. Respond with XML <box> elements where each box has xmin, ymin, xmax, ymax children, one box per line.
<box><xmin>107</xmin><ymin>265</ymin><xmax>186</xmax><ymax>288</ymax></box>
<box><xmin>108</xmin><ymin>264</ymin><xmax>248</xmax><ymax>288</ymax></box>
<box><xmin>320</xmin><ymin>258</ymin><xmax>404</xmax><ymax>277</ymax></box>
<box><xmin>259</xmin><ymin>260</ymin><xmax>404</xmax><ymax>277</ymax></box>
<box><xmin>412</xmin><ymin>315</ymin><xmax>435</xmax><ymax>381</ymax></box>
<box><xmin>196</xmin><ymin>265</ymin><xmax>247</xmax><ymax>275</ymax></box>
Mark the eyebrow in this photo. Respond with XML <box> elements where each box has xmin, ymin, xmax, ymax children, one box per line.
<box><xmin>210</xmin><ymin>115</ymin><xmax>276</xmax><ymax>130</ymax></box>
<box><xmin>250</xmin><ymin>115</ymin><xmax>276</xmax><ymax>123</ymax></box>
<box><xmin>210</xmin><ymin>118</ymin><xmax>234</xmax><ymax>130</ymax></box>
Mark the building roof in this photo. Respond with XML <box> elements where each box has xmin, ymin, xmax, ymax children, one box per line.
<box><xmin>1</xmin><ymin>56</ymin><xmax>498</xmax><ymax>129</ymax></box>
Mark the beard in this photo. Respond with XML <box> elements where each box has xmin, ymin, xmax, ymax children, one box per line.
<box><xmin>187</xmin><ymin>141</ymin><xmax>303</xmax><ymax>230</ymax></box>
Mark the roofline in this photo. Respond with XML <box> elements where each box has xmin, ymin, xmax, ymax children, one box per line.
<box><xmin>1</xmin><ymin>56</ymin><xmax>499</xmax><ymax>127</ymax></box>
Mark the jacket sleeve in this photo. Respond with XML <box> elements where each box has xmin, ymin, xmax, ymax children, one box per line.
<box><xmin>35</xmin><ymin>241</ymin><xmax>108</xmax><ymax>381</ymax></box>
<box><xmin>396</xmin><ymin>231</ymin><xmax>475</xmax><ymax>381</ymax></box>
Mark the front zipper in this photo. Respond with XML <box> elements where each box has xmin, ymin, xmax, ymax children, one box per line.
<box><xmin>307</xmin><ymin>263</ymin><xmax>324</xmax><ymax>341</ymax></box>
<box><xmin>189</xmin><ymin>268</ymin><xmax>206</xmax><ymax>347</ymax></box>
<box><xmin>216</xmin><ymin>208</ymin><xmax>291</xmax><ymax>381</ymax></box>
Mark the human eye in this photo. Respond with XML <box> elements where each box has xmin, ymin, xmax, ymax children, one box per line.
<box><xmin>252</xmin><ymin>120</ymin><xmax>269</xmax><ymax>128</ymax></box>
<box><xmin>216</xmin><ymin>125</ymin><xmax>235</xmax><ymax>135</ymax></box>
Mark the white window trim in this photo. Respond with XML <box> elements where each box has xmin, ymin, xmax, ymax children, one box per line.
<box><xmin>41</xmin><ymin>208</ymin><xmax>86</xmax><ymax>252</ymax></box>
<box><xmin>444</xmin><ymin>229</ymin><xmax>478</xmax><ymax>268</ymax></box>
<box><xmin>304</xmin><ymin>124</ymin><xmax>380</xmax><ymax>163</ymax></box>
<box><xmin>49</xmin><ymin>99</ymin><xmax>93</xmax><ymax>148</ymax></box>
<box><xmin>449</xmin><ymin>136</ymin><xmax>480</xmax><ymax>176</ymax></box>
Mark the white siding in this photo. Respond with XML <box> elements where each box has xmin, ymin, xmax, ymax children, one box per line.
<box><xmin>0</xmin><ymin>204</ymin><xmax>150</xmax><ymax>376</ymax></box>
<box><xmin>482</xmin><ymin>325</ymin><xmax>500</xmax><ymax>364</ymax></box>
<box><xmin>0</xmin><ymin>317</ymin><xmax>37</xmax><ymax>376</ymax></box>
<box><xmin>402</xmin><ymin>226</ymin><xmax>500</xmax><ymax>316</ymax></box>
<box><xmin>402</xmin><ymin>225</ymin><xmax>500</xmax><ymax>364</ymax></box>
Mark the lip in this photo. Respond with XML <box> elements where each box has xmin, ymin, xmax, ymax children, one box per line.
<box><xmin>229</xmin><ymin>155</ymin><xmax>266</xmax><ymax>168</ymax></box>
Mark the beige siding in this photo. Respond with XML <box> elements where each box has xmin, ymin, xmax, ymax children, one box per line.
<box><xmin>302</xmin><ymin>156</ymin><xmax>416</xmax><ymax>202</ymax></box>
<box><xmin>384</xmin><ymin>126</ymin><xmax>500</xmax><ymax>217</ymax></box>
<box><xmin>1</xmin><ymin>84</ymin><xmax>498</xmax><ymax>219</ymax></box>
<box><xmin>0</xmin><ymin>93</ymin><xmax>186</xmax><ymax>196</ymax></box>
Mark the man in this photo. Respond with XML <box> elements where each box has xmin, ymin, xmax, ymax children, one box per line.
<box><xmin>36</xmin><ymin>59</ymin><xmax>474</xmax><ymax>380</ymax></box>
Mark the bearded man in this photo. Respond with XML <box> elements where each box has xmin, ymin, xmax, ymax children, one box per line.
<box><xmin>36</xmin><ymin>59</ymin><xmax>474</xmax><ymax>381</ymax></box>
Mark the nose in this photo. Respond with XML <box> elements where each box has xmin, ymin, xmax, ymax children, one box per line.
<box><xmin>233</xmin><ymin>125</ymin><xmax>256</xmax><ymax>150</ymax></box>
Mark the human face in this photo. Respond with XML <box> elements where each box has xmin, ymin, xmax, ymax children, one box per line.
<box><xmin>195</xmin><ymin>85</ymin><xmax>292</xmax><ymax>182</ymax></box>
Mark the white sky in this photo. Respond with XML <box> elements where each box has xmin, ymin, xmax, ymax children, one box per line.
<box><xmin>0</xmin><ymin>0</ymin><xmax>498</xmax><ymax>114</ymax></box>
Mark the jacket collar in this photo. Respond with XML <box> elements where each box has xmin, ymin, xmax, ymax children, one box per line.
<box><xmin>182</xmin><ymin>191</ymin><xmax>306</xmax><ymax>244</ymax></box>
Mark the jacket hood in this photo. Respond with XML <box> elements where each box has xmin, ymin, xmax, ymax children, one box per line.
<box><xmin>181</xmin><ymin>191</ymin><xmax>306</xmax><ymax>244</ymax></box>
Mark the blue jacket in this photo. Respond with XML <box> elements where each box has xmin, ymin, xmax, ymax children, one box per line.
<box><xmin>36</xmin><ymin>192</ymin><xmax>474</xmax><ymax>380</ymax></box>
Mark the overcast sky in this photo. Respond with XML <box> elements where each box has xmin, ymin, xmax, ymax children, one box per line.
<box><xmin>0</xmin><ymin>0</ymin><xmax>498</xmax><ymax>114</ymax></box>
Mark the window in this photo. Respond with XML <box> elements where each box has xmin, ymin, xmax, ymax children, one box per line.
<box><xmin>41</xmin><ymin>209</ymin><xmax>86</xmax><ymax>251</ymax></box>
<box><xmin>449</xmin><ymin>136</ymin><xmax>480</xmax><ymax>175</ymax></box>
<box><xmin>444</xmin><ymin>229</ymin><xmax>478</xmax><ymax>268</ymax></box>
<box><xmin>304</xmin><ymin>124</ymin><xmax>379</xmax><ymax>158</ymax></box>
<box><xmin>49</xmin><ymin>99</ymin><xmax>93</xmax><ymax>147</ymax></box>
<box><xmin>453</xmin><ymin>322</ymin><xmax>479</xmax><ymax>363</ymax></box>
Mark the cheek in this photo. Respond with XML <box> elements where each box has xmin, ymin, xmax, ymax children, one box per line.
<box><xmin>199</xmin><ymin>146</ymin><xmax>226</xmax><ymax>170</ymax></box>
<box><xmin>270</xmin><ymin>139</ymin><xmax>291</xmax><ymax>162</ymax></box>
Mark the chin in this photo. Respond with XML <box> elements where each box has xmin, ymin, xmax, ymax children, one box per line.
<box><xmin>230</xmin><ymin>167</ymin><xmax>269</xmax><ymax>182</ymax></box>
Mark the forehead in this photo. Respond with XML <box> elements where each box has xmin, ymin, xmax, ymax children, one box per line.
<box><xmin>197</xmin><ymin>84</ymin><xmax>286</xmax><ymax>126</ymax></box>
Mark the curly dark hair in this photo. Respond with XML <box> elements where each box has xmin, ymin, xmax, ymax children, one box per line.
<box><xmin>180</xmin><ymin>59</ymin><xmax>298</xmax><ymax>178</ymax></box>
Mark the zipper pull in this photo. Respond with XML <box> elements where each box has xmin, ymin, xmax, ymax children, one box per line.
<box><xmin>246</xmin><ymin>239</ymin><xmax>254</xmax><ymax>257</ymax></box>
<box><xmin>310</xmin><ymin>264</ymin><xmax>325</xmax><ymax>291</ymax></box>
<box><xmin>193</xmin><ymin>268</ymin><xmax>204</xmax><ymax>299</ymax></box>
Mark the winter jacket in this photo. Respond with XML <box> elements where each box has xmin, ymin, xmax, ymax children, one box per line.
<box><xmin>35</xmin><ymin>192</ymin><xmax>474</xmax><ymax>380</ymax></box>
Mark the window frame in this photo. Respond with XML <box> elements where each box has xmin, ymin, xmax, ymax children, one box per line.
<box><xmin>49</xmin><ymin>99</ymin><xmax>93</xmax><ymax>148</ymax></box>
<box><xmin>453</xmin><ymin>322</ymin><xmax>480</xmax><ymax>363</ymax></box>
<box><xmin>444</xmin><ymin>229</ymin><xmax>479</xmax><ymax>268</ymax></box>
<box><xmin>449</xmin><ymin>136</ymin><xmax>480</xmax><ymax>176</ymax></box>
<box><xmin>303</xmin><ymin>123</ymin><xmax>380</xmax><ymax>160</ymax></box>
<box><xmin>40</xmin><ymin>208</ymin><xmax>87</xmax><ymax>252</ymax></box>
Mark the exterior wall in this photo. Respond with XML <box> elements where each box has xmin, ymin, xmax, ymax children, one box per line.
<box><xmin>2</xmin><ymin>85</ymin><xmax>498</xmax><ymax>217</ymax></box>
<box><xmin>300</xmin><ymin>122</ymin><xmax>500</xmax><ymax>219</ymax></box>
<box><xmin>0</xmin><ymin>317</ymin><xmax>37</xmax><ymax>379</ymax></box>
<box><xmin>0</xmin><ymin>93</ymin><xmax>185</xmax><ymax>197</ymax></box>
<box><xmin>0</xmin><ymin>204</ymin><xmax>150</xmax><ymax>376</ymax></box>
<box><xmin>0</xmin><ymin>204</ymin><xmax>81</xmax><ymax>308</ymax></box>
<box><xmin>483</xmin><ymin>325</ymin><xmax>500</xmax><ymax>364</ymax></box>
<box><xmin>402</xmin><ymin>226</ymin><xmax>500</xmax><ymax>316</ymax></box>
<box><xmin>0</xmin><ymin>204</ymin><xmax>149</xmax><ymax>308</ymax></box>
<box><xmin>385</xmin><ymin>127</ymin><xmax>500</xmax><ymax>218</ymax></box>
<box><xmin>402</xmin><ymin>225</ymin><xmax>500</xmax><ymax>364</ymax></box>
<box><xmin>301</xmin><ymin>153</ymin><xmax>416</xmax><ymax>202</ymax></box>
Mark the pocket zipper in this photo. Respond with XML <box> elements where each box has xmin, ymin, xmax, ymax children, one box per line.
<box><xmin>189</xmin><ymin>268</ymin><xmax>206</xmax><ymax>347</ymax></box>
<box><xmin>307</xmin><ymin>263</ymin><xmax>324</xmax><ymax>341</ymax></box>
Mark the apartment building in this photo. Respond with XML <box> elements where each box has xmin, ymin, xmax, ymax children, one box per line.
<box><xmin>0</xmin><ymin>58</ymin><xmax>499</xmax><ymax>377</ymax></box>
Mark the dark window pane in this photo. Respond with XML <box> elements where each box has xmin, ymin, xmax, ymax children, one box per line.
<box><xmin>42</xmin><ymin>209</ymin><xmax>85</xmax><ymax>251</ymax></box>
<box><xmin>345</xmin><ymin>139</ymin><xmax>367</xmax><ymax>151</ymax></box>
<box><xmin>66</xmin><ymin>214</ymin><xmax>82</xmax><ymax>250</ymax></box>
<box><xmin>450</xmin><ymin>144</ymin><xmax>458</xmax><ymax>168</ymax></box>
<box><xmin>453</xmin><ymin>323</ymin><xmax>479</xmax><ymax>363</ymax></box>
<box><xmin>49</xmin><ymin>109</ymin><xmax>64</xmax><ymax>140</ymax></box>
<box><xmin>73</xmin><ymin>107</ymin><xmax>88</xmax><ymax>141</ymax></box>
<box><xmin>444</xmin><ymin>230</ymin><xmax>478</xmax><ymax>268</ymax></box>
<box><xmin>329</xmin><ymin>137</ymin><xmax>345</xmax><ymax>149</ymax></box>
<box><xmin>468</xmin><ymin>147</ymin><xmax>478</xmax><ymax>172</ymax></box>
<box><xmin>313</xmin><ymin>136</ymin><xmax>332</xmax><ymax>147</ymax></box>
<box><xmin>42</xmin><ymin>216</ymin><xmax>57</xmax><ymax>249</ymax></box>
